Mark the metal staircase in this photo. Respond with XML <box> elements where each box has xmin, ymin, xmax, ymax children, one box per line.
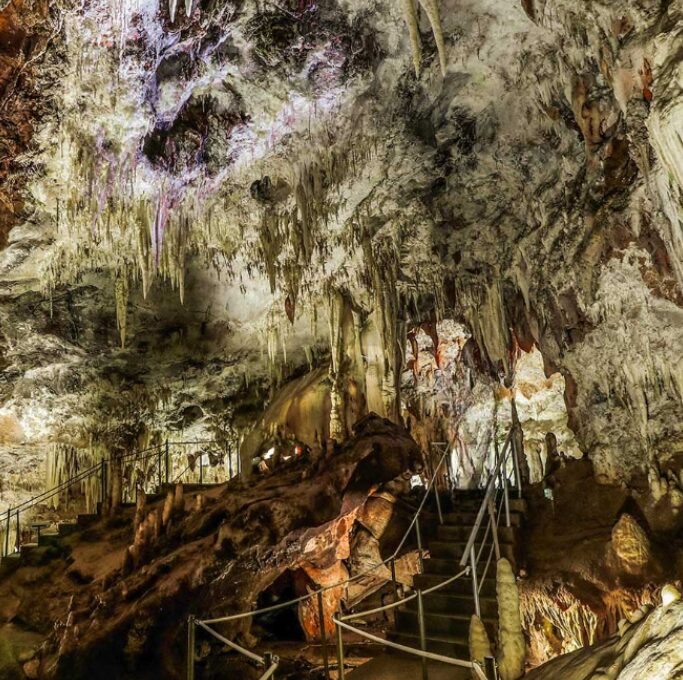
<box><xmin>0</xmin><ymin>439</ymin><xmax>229</xmax><ymax>578</ymax></box>
<box><xmin>391</xmin><ymin>489</ymin><xmax>526</xmax><ymax>659</ymax></box>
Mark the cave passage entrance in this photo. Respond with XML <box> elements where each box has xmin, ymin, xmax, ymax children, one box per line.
<box><xmin>253</xmin><ymin>568</ymin><xmax>310</xmax><ymax>642</ymax></box>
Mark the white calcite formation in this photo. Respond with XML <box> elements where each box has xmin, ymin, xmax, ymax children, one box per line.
<box><xmin>0</xmin><ymin>0</ymin><xmax>682</xmax><ymax>520</ymax></box>
<box><xmin>526</xmin><ymin>591</ymin><xmax>683</xmax><ymax>680</ymax></box>
<box><xmin>497</xmin><ymin>557</ymin><xmax>526</xmax><ymax>680</ymax></box>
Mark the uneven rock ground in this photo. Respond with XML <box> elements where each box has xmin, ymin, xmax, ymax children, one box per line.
<box><xmin>0</xmin><ymin>415</ymin><xmax>421</xmax><ymax>680</ymax></box>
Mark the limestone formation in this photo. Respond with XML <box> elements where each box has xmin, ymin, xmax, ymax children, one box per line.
<box><xmin>611</xmin><ymin>515</ymin><xmax>651</xmax><ymax>574</ymax></box>
<box><xmin>497</xmin><ymin>558</ymin><xmax>526</xmax><ymax>680</ymax></box>
<box><xmin>469</xmin><ymin>614</ymin><xmax>493</xmax><ymax>678</ymax></box>
<box><xmin>0</xmin><ymin>0</ymin><xmax>682</xmax><ymax>678</ymax></box>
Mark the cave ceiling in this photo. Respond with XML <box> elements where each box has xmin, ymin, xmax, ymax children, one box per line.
<box><xmin>0</xmin><ymin>0</ymin><xmax>682</xmax><ymax>485</ymax></box>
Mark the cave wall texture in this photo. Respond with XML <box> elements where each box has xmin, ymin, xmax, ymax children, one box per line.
<box><xmin>0</xmin><ymin>0</ymin><xmax>682</xmax><ymax>502</ymax></box>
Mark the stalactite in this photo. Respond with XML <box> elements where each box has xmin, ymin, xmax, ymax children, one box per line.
<box><xmin>401</xmin><ymin>0</ymin><xmax>422</xmax><ymax>77</ymax></box>
<box><xmin>417</xmin><ymin>0</ymin><xmax>447</xmax><ymax>76</ymax></box>
<box><xmin>46</xmin><ymin>443</ymin><xmax>106</xmax><ymax>512</ymax></box>
<box><xmin>115</xmin><ymin>272</ymin><xmax>129</xmax><ymax>349</ymax></box>
<box><xmin>327</xmin><ymin>287</ymin><xmax>346</xmax><ymax>441</ymax></box>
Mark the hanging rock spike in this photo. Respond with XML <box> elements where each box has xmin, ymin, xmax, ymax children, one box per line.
<box><xmin>402</xmin><ymin>0</ymin><xmax>422</xmax><ymax>77</ymax></box>
<box><xmin>169</xmin><ymin>0</ymin><xmax>178</xmax><ymax>23</ymax></box>
<box><xmin>418</xmin><ymin>0</ymin><xmax>447</xmax><ymax>76</ymax></box>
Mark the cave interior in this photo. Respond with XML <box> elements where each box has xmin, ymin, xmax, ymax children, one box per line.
<box><xmin>0</xmin><ymin>0</ymin><xmax>683</xmax><ymax>678</ymax></box>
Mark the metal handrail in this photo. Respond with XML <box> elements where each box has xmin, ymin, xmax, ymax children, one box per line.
<box><xmin>190</xmin><ymin>436</ymin><xmax>457</xmax><ymax>678</ymax></box>
<box><xmin>459</xmin><ymin>429</ymin><xmax>513</xmax><ymax>569</ymax></box>
<box><xmin>459</xmin><ymin>425</ymin><xmax>521</xmax><ymax>621</ymax></box>
<box><xmin>200</xmin><ymin>442</ymin><xmax>454</xmax><ymax>627</ymax></box>
<box><xmin>1</xmin><ymin>438</ymin><xmax>223</xmax><ymax>558</ymax></box>
<box><xmin>196</xmin><ymin>621</ymin><xmax>264</xmax><ymax>664</ymax></box>
<box><xmin>8</xmin><ymin>462</ymin><xmax>103</xmax><ymax>514</ymax></box>
<box><xmin>333</xmin><ymin>615</ymin><xmax>487</xmax><ymax>680</ymax></box>
<box><xmin>189</xmin><ymin>425</ymin><xmax>521</xmax><ymax>679</ymax></box>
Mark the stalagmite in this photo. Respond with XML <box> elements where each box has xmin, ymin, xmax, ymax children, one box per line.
<box><xmin>661</xmin><ymin>584</ymin><xmax>681</xmax><ymax>606</ymax></box>
<box><xmin>162</xmin><ymin>490</ymin><xmax>174</xmax><ymax>527</ymax></box>
<box><xmin>173</xmin><ymin>483</ymin><xmax>184</xmax><ymax>514</ymax></box>
<box><xmin>611</xmin><ymin>514</ymin><xmax>651</xmax><ymax>574</ymax></box>
<box><xmin>496</xmin><ymin>558</ymin><xmax>525</xmax><ymax>680</ymax></box>
<box><xmin>469</xmin><ymin>614</ymin><xmax>493</xmax><ymax>679</ymax></box>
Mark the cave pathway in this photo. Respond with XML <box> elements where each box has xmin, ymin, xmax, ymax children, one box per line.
<box><xmin>347</xmin><ymin>654</ymin><xmax>470</xmax><ymax>679</ymax></box>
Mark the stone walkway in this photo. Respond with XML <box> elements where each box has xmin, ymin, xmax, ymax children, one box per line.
<box><xmin>347</xmin><ymin>654</ymin><xmax>471</xmax><ymax>679</ymax></box>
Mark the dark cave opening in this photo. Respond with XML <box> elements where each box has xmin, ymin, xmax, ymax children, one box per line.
<box><xmin>253</xmin><ymin>569</ymin><xmax>309</xmax><ymax>642</ymax></box>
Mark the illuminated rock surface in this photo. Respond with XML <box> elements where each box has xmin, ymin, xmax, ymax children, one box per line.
<box><xmin>0</xmin><ymin>0</ymin><xmax>682</xmax><ymax>677</ymax></box>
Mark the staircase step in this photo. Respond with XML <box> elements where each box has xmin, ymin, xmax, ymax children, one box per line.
<box><xmin>77</xmin><ymin>513</ymin><xmax>99</xmax><ymax>527</ymax></box>
<box><xmin>413</xmin><ymin>573</ymin><xmax>496</xmax><ymax>597</ymax></box>
<box><xmin>38</xmin><ymin>532</ymin><xmax>61</xmax><ymax>547</ymax></box>
<box><xmin>422</xmin><ymin>556</ymin><xmax>504</xmax><ymax>578</ymax></box>
<box><xmin>388</xmin><ymin>631</ymin><xmax>470</xmax><ymax>660</ymax></box>
<box><xmin>58</xmin><ymin>522</ymin><xmax>79</xmax><ymax>537</ymax></box>
<box><xmin>396</xmin><ymin>609</ymin><xmax>496</xmax><ymax>638</ymax></box>
<box><xmin>405</xmin><ymin>591</ymin><xmax>498</xmax><ymax>618</ymax></box>
<box><xmin>157</xmin><ymin>482</ymin><xmax>222</xmax><ymax>495</ymax></box>
<box><xmin>429</xmin><ymin>541</ymin><xmax>516</xmax><ymax>562</ymax></box>
<box><xmin>436</xmin><ymin>524</ymin><xmax>518</xmax><ymax>543</ymax></box>
<box><xmin>442</xmin><ymin>512</ymin><xmax>523</xmax><ymax>527</ymax></box>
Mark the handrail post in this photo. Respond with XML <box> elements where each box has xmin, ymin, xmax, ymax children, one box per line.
<box><xmin>103</xmin><ymin>460</ymin><xmax>108</xmax><ymax>509</ymax></box>
<box><xmin>335</xmin><ymin>619</ymin><xmax>345</xmax><ymax>680</ymax></box>
<box><xmin>390</xmin><ymin>556</ymin><xmax>399</xmax><ymax>603</ymax></box>
<box><xmin>415</xmin><ymin>517</ymin><xmax>424</xmax><ymax>574</ymax></box>
<box><xmin>417</xmin><ymin>589</ymin><xmax>429</xmax><ymax>680</ymax></box>
<box><xmin>157</xmin><ymin>446</ymin><xmax>162</xmax><ymax>492</ymax></box>
<box><xmin>484</xmin><ymin>656</ymin><xmax>498</xmax><ymax>680</ymax></box>
<box><xmin>4</xmin><ymin>508</ymin><xmax>10</xmax><ymax>556</ymax></box>
<box><xmin>227</xmin><ymin>442</ymin><xmax>233</xmax><ymax>479</ymax></box>
<box><xmin>510</xmin><ymin>403</ymin><xmax>524</xmax><ymax>499</ymax></box>
<box><xmin>487</xmin><ymin>498</ymin><xmax>500</xmax><ymax>562</ymax></box>
<box><xmin>511</xmin><ymin>435</ymin><xmax>522</xmax><ymax>499</ymax></box>
<box><xmin>187</xmin><ymin>615</ymin><xmax>195</xmax><ymax>680</ymax></box>
<box><xmin>503</xmin><ymin>475</ymin><xmax>511</xmax><ymax>528</ymax></box>
<box><xmin>165</xmin><ymin>439</ymin><xmax>170</xmax><ymax>484</ymax></box>
<box><xmin>434</xmin><ymin>480</ymin><xmax>443</xmax><ymax>525</ymax></box>
<box><xmin>100</xmin><ymin>460</ymin><xmax>106</xmax><ymax>505</ymax></box>
<box><xmin>470</xmin><ymin>546</ymin><xmax>480</xmax><ymax>618</ymax></box>
<box><xmin>199</xmin><ymin>453</ymin><xmax>204</xmax><ymax>484</ymax></box>
<box><xmin>317</xmin><ymin>590</ymin><xmax>330</xmax><ymax>680</ymax></box>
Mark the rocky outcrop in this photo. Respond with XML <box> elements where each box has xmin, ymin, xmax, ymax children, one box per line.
<box><xmin>0</xmin><ymin>414</ymin><xmax>421</xmax><ymax>679</ymax></box>
<box><xmin>526</xmin><ymin>589</ymin><xmax>683</xmax><ymax>680</ymax></box>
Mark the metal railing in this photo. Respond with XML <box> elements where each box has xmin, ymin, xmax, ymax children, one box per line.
<box><xmin>187</xmin><ymin>428</ymin><xmax>520</xmax><ymax>680</ymax></box>
<box><xmin>331</xmin><ymin>426</ymin><xmax>520</xmax><ymax>680</ymax></box>
<box><xmin>187</xmin><ymin>422</ymin><xmax>523</xmax><ymax>679</ymax></box>
<box><xmin>459</xmin><ymin>428</ymin><xmax>520</xmax><ymax>619</ymax></box>
<box><xmin>1</xmin><ymin>439</ymin><xmax>234</xmax><ymax>558</ymax></box>
<box><xmin>333</xmin><ymin>565</ymin><xmax>488</xmax><ymax>680</ymax></box>
<box><xmin>187</xmin><ymin>438</ymin><xmax>460</xmax><ymax>680</ymax></box>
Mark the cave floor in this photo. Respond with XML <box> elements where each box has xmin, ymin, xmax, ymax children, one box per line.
<box><xmin>347</xmin><ymin>654</ymin><xmax>470</xmax><ymax>679</ymax></box>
